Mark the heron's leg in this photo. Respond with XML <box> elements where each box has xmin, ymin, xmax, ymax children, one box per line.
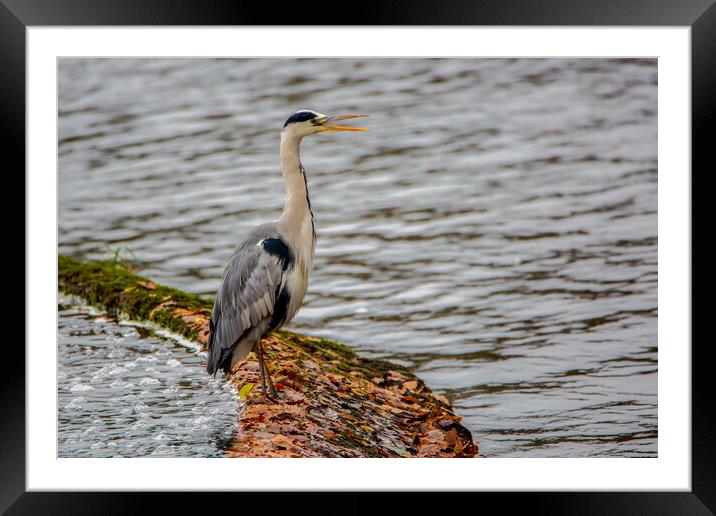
<box><xmin>257</xmin><ymin>341</ymin><xmax>278</xmax><ymax>399</ymax></box>
<box><xmin>263</xmin><ymin>346</ymin><xmax>278</xmax><ymax>399</ymax></box>
<box><xmin>255</xmin><ymin>342</ymin><xmax>268</xmax><ymax>397</ymax></box>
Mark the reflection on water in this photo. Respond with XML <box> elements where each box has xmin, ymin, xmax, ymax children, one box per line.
<box><xmin>59</xmin><ymin>58</ymin><xmax>657</xmax><ymax>457</ymax></box>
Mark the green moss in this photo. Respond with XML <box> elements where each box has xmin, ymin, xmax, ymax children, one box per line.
<box><xmin>328</xmin><ymin>428</ymin><xmax>384</xmax><ymax>458</ymax></box>
<box><xmin>314</xmin><ymin>337</ymin><xmax>356</xmax><ymax>360</ymax></box>
<box><xmin>276</xmin><ymin>331</ymin><xmax>358</xmax><ymax>361</ymax></box>
<box><xmin>335</xmin><ymin>362</ymin><xmax>352</xmax><ymax>373</ymax></box>
<box><xmin>357</xmin><ymin>357</ymin><xmax>413</xmax><ymax>380</ymax></box>
<box><xmin>274</xmin><ymin>328</ymin><xmax>419</xmax><ymax>387</ymax></box>
<box><xmin>58</xmin><ymin>254</ymin><xmax>212</xmax><ymax>344</ymax></box>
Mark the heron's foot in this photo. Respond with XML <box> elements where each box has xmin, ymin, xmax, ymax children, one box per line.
<box><xmin>255</xmin><ymin>340</ymin><xmax>279</xmax><ymax>401</ymax></box>
<box><xmin>266</xmin><ymin>388</ymin><xmax>280</xmax><ymax>403</ymax></box>
<box><xmin>248</xmin><ymin>391</ymin><xmax>280</xmax><ymax>404</ymax></box>
<box><xmin>262</xmin><ymin>375</ymin><xmax>280</xmax><ymax>402</ymax></box>
<box><xmin>265</xmin><ymin>373</ymin><xmax>279</xmax><ymax>400</ymax></box>
<box><xmin>246</xmin><ymin>394</ymin><xmax>278</xmax><ymax>405</ymax></box>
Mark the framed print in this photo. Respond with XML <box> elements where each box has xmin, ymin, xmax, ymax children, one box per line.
<box><xmin>6</xmin><ymin>0</ymin><xmax>712</xmax><ymax>512</ymax></box>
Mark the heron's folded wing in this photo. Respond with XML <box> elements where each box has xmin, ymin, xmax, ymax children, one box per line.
<box><xmin>206</xmin><ymin>244</ymin><xmax>285</xmax><ymax>374</ymax></box>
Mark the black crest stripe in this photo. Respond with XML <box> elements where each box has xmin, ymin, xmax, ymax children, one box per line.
<box><xmin>283</xmin><ymin>110</ymin><xmax>318</xmax><ymax>127</ymax></box>
<box><xmin>299</xmin><ymin>163</ymin><xmax>316</xmax><ymax>241</ymax></box>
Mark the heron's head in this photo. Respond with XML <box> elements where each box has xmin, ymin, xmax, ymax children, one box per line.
<box><xmin>281</xmin><ymin>110</ymin><xmax>368</xmax><ymax>139</ymax></box>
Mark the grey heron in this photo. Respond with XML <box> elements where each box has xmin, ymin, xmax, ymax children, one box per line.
<box><xmin>206</xmin><ymin>109</ymin><xmax>367</xmax><ymax>400</ymax></box>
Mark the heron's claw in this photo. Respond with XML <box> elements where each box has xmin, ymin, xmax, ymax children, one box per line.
<box><xmin>247</xmin><ymin>394</ymin><xmax>279</xmax><ymax>405</ymax></box>
<box><xmin>263</xmin><ymin>378</ymin><xmax>280</xmax><ymax>402</ymax></box>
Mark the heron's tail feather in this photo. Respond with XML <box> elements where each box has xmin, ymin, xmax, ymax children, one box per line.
<box><xmin>206</xmin><ymin>318</ymin><xmax>220</xmax><ymax>375</ymax></box>
<box><xmin>218</xmin><ymin>343</ymin><xmax>238</xmax><ymax>374</ymax></box>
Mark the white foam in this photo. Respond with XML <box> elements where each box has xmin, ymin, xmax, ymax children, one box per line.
<box><xmin>59</xmin><ymin>294</ymin><xmax>205</xmax><ymax>352</ymax></box>
<box><xmin>70</xmin><ymin>383</ymin><xmax>94</xmax><ymax>392</ymax></box>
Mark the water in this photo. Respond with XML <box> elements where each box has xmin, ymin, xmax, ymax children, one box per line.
<box><xmin>58</xmin><ymin>58</ymin><xmax>657</xmax><ymax>457</ymax></box>
<box><xmin>58</xmin><ymin>302</ymin><xmax>239</xmax><ymax>457</ymax></box>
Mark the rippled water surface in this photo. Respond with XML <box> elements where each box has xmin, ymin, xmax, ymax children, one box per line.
<box><xmin>59</xmin><ymin>58</ymin><xmax>657</xmax><ymax>457</ymax></box>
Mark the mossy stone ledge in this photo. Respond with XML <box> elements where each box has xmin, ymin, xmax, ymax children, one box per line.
<box><xmin>58</xmin><ymin>254</ymin><xmax>479</xmax><ymax>458</ymax></box>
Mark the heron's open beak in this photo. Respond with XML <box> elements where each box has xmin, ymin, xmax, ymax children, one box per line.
<box><xmin>317</xmin><ymin>114</ymin><xmax>368</xmax><ymax>132</ymax></box>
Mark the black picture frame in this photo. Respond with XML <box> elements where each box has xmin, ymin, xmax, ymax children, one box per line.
<box><xmin>5</xmin><ymin>0</ymin><xmax>711</xmax><ymax>513</ymax></box>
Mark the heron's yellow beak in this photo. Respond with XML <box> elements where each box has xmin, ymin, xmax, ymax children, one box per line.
<box><xmin>317</xmin><ymin>114</ymin><xmax>368</xmax><ymax>132</ymax></box>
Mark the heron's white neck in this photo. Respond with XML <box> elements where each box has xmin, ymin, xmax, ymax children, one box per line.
<box><xmin>278</xmin><ymin>132</ymin><xmax>316</xmax><ymax>268</ymax></box>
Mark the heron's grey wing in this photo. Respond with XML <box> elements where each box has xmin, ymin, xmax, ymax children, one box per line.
<box><xmin>206</xmin><ymin>241</ymin><xmax>287</xmax><ymax>375</ymax></box>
